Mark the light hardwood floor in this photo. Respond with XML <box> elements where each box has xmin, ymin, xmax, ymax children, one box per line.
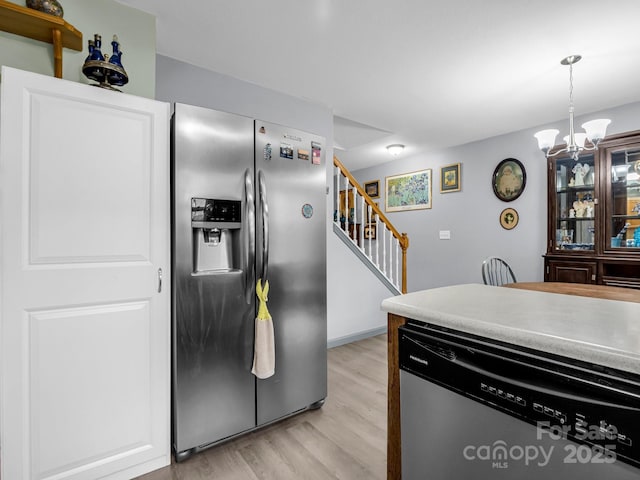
<box><xmin>137</xmin><ymin>334</ymin><xmax>387</xmax><ymax>480</ymax></box>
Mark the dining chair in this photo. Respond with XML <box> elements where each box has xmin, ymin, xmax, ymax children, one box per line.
<box><xmin>481</xmin><ymin>256</ymin><xmax>517</xmax><ymax>286</ymax></box>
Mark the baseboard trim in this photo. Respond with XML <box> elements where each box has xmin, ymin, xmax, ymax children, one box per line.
<box><xmin>327</xmin><ymin>325</ymin><xmax>387</xmax><ymax>349</ymax></box>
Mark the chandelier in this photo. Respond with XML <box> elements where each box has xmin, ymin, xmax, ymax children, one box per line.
<box><xmin>534</xmin><ymin>55</ymin><xmax>610</xmax><ymax>161</ymax></box>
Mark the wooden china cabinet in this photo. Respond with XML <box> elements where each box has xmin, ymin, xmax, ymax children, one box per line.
<box><xmin>545</xmin><ymin>130</ymin><xmax>640</xmax><ymax>288</ymax></box>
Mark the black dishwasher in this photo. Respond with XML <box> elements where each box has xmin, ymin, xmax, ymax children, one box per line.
<box><xmin>399</xmin><ymin>321</ymin><xmax>640</xmax><ymax>479</ymax></box>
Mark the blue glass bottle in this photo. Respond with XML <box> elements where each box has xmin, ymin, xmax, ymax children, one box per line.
<box><xmin>107</xmin><ymin>35</ymin><xmax>128</xmax><ymax>86</ymax></box>
<box><xmin>109</xmin><ymin>35</ymin><xmax>123</xmax><ymax>68</ymax></box>
<box><xmin>90</xmin><ymin>34</ymin><xmax>105</xmax><ymax>62</ymax></box>
<box><xmin>85</xmin><ymin>34</ymin><xmax>105</xmax><ymax>82</ymax></box>
<box><xmin>84</xmin><ymin>39</ymin><xmax>94</xmax><ymax>63</ymax></box>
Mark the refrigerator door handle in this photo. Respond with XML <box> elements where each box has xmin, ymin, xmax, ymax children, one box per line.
<box><xmin>258</xmin><ymin>170</ymin><xmax>269</xmax><ymax>283</ymax></box>
<box><xmin>245</xmin><ymin>168</ymin><xmax>256</xmax><ymax>303</ymax></box>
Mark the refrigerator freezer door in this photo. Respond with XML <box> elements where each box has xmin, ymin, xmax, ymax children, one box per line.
<box><xmin>172</xmin><ymin>103</ymin><xmax>256</xmax><ymax>456</ymax></box>
<box><xmin>255</xmin><ymin>121</ymin><xmax>327</xmax><ymax>425</ymax></box>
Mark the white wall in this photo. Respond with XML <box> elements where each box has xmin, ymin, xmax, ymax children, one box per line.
<box><xmin>0</xmin><ymin>0</ymin><xmax>156</xmax><ymax>98</ymax></box>
<box><xmin>353</xmin><ymin>102</ymin><xmax>640</xmax><ymax>293</ymax></box>
<box><xmin>326</xmin><ymin>232</ymin><xmax>393</xmax><ymax>344</ymax></box>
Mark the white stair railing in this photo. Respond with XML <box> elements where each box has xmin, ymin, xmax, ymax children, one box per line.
<box><xmin>333</xmin><ymin>156</ymin><xmax>409</xmax><ymax>293</ymax></box>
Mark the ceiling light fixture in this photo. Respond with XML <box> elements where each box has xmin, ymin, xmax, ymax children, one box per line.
<box><xmin>386</xmin><ymin>144</ymin><xmax>405</xmax><ymax>156</ymax></box>
<box><xmin>534</xmin><ymin>55</ymin><xmax>610</xmax><ymax>161</ymax></box>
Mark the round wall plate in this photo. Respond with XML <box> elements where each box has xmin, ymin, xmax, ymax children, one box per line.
<box><xmin>500</xmin><ymin>207</ymin><xmax>519</xmax><ymax>230</ymax></box>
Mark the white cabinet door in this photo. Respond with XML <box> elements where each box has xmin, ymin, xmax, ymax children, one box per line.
<box><xmin>0</xmin><ymin>67</ymin><xmax>170</xmax><ymax>480</ymax></box>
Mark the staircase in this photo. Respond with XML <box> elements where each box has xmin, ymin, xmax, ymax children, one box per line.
<box><xmin>333</xmin><ymin>156</ymin><xmax>409</xmax><ymax>294</ymax></box>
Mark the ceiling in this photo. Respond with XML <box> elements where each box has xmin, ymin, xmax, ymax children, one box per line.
<box><xmin>116</xmin><ymin>0</ymin><xmax>640</xmax><ymax>171</ymax></box>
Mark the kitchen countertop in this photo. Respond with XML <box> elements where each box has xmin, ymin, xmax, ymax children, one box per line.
<box><xmin>381</xmin><ymin>283</ymin><xmax>640</xmax><ymax>375</ymax></box>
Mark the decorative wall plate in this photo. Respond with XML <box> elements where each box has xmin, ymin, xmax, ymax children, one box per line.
<box><xmin>500</xmin><ymin>207</ymin><xmax>519</xmax><ymax>230</ymax></box>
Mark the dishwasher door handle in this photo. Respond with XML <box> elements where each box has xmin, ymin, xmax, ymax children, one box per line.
<box><xmin>403</xmin><ymin>334</ymin><xmax>640</xmax><ymax>411</ymax></box>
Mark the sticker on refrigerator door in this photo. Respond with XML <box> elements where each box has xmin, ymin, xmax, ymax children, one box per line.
<box><xmin>280</xmin><ymin>143</ymin><xmax>293</xmax><ymax>159</ymax></box>
<box><xmin>284</xmin><ymin>133</ymin><xmax>302</xmax><ymax>143</ymax></box>
<box><xmin>263</xmin><ymin>143</ymin><xmax>272</xmax><ymax>161</ymax></box>
<box><xmin>311</xmin><ymin>142</ymin><xmax>322</xmax><ymax>165</ymax></box>
<box><xmin>301</xmin><ymin>203</ymin><xmax>314</xmax><ymax>219</ymax></box>
<box><xmin>297</xmin><ymin>149</ymin><xmax>309</xmax><ymax>161</ymax></box>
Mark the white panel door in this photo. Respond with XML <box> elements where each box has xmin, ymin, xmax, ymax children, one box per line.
<box><xmin>0</xmin><ymin>67</ymin><xmax>170</xmax><ymax>480</ymax></box>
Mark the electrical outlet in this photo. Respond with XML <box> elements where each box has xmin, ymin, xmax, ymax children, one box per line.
<box><xmin>439</xmin><ymin>230</ymin><xmax>451</xmax><ymax>240</ymax></box>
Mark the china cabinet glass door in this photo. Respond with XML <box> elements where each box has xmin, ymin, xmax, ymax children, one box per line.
<box><xmin>609</xmin><ymin>147</ymin><xmax>640</xmax><ymax>249</ymax></box>
<box><xmin>553</xmin><ymin>153</ymin><xmax>596</xmax><ymax>251</ymax></box>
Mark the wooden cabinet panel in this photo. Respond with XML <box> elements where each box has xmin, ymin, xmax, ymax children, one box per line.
<box><xmin>546</xmin><ymin>259</ymin><xmax>597</xmax><ymax>284</ymax></box>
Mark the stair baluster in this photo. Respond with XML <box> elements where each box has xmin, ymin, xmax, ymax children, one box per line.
<box><xmin>333</xmin><ymin>155</ymin><xmax>409</xmax><ymax>293</ymax></box>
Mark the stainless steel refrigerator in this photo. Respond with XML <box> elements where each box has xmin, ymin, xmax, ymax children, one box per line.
<box><xmin>171</xmin><ymin>102</ymin><xmax>327</xmax><ymax>461</ymax></box>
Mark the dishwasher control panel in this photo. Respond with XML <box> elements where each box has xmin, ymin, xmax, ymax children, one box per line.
<box><xmin>399</xmin><ymin>323</ymin><xmax>640</xmax><ymax>468</ymax></box>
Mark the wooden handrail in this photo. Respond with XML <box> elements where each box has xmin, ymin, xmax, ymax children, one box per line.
<box><xmin>334</xmin><ymin>155</ymin><xmax>409</xmax><ymax>293</ymax></box>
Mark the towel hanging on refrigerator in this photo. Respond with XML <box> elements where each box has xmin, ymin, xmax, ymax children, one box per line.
<box><xmin>251</xmin><ymin>278</ymin><xmax>275</xmax><ymax>379</ymax></box>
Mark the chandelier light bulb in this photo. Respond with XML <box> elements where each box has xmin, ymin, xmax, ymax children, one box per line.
<box><xmin>582</xmin><ymin>119</ymin><xmax>611</xmax><ymax>146</ymax></box>
<box><xmin>534</xmin><ymin>129</ymin><xmax>559</xmax><ymax>154</ymax></box>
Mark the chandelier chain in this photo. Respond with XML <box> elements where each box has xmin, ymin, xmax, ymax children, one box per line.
<box><xmin>568</xmin><ymin>62</ymin><xmax>574</xmax><ymax>111</ymax></box>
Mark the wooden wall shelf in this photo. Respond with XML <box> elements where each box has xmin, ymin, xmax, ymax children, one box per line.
<box><xmin>0</xmin><ymin>0</ymin><xmax>82</xmax><ymax>78</ymax></box>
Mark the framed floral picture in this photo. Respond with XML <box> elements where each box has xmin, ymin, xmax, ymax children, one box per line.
<box><xmin>385</xmin><ymin>169</ymin><xmax>432</xmax><ymax>212</ymax></box>
<box><xmin>440</xmin><ymin>163</ymin><xmax>461</xmax><ymax>193</ymax></box>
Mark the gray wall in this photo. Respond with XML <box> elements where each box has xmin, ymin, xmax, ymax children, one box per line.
<box><xmin>0</xmin><ymin>0</ymin><xmax>156</xmax><ymax>98</ymax></box>
<box><xmin>156</xmin><ymin>55</ymin><xmax>332</xmax><ymax>134</ymax></box>
<box><xmin>353</xmin><ymin>102</ymin><xmax>640</xmax><ymax>293</ymax></box>
<box><xmin>155</xmin><ymin>55</ymin><xmax>392</xmax><ymax>345</ymax></box>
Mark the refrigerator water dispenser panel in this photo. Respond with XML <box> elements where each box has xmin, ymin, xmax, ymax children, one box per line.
<box><xmin>191</xmin><ymin>198</ymin><xmax>241</xmax><ymax>274</ymax></box>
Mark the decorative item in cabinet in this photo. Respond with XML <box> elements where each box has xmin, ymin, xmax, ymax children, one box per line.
<box><xmin>608</xmin><ymin>147</ymin><xmax>640</xmax><ymax>249</ymax></box>
<box><xmin>552</xmin><ymin>153</ymin><xmax>596</xmax><ymax>251</ymax></box>
<box><xmin>0</xmin><ymin>0</ymin><xmax>82</xmax><ymax>78</ymax></box>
